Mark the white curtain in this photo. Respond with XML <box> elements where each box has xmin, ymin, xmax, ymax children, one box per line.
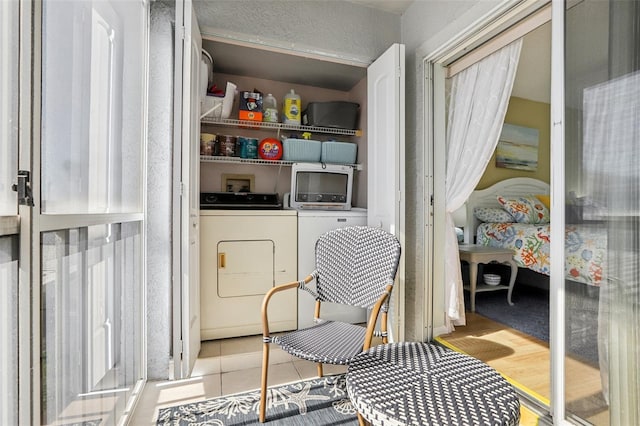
<box><xmin>444</xmin><ymin>40</ymin><xmax>523</xmax><ymax>332</ymax></box>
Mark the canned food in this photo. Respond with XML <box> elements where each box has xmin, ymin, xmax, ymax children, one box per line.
<box><xmin>218</xmin><ymin>135</ymin><xmax>236</xmax><ymax>157</ymax></box>
<box><xmin>237</xmin><ymin>136</ymin><xmax>258</xmax><ymax>159</ymax></box>
<box><xmin>200</xmin><ymin>133</ymin><xmax>216</xmax><ymax>156</ymax></box>
<box><xmin>244</xmin><ymin>138</ymin><xmax>259</xmax><ymax>159</ymax></box>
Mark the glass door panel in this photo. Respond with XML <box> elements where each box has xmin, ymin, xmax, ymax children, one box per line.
<box><xmin>0</xmin><ymin>236</ymin><xmax>19</xmax><ymax>426</ymax></box>
<box><xmin>0</xmin><ymin>0</ymin><xmax>18</xmax><ymax>216</ymax></box>
<box><xmin>41</xmin><ymin>223</ymin><xmax>143</xmax><ymax>425</ymax></box>
<box><xmin>39</xmin><ymin>0</ymin><xmax>148</xmax><ymax>423</ymax></box>
<box><xmin>565</xmin><ymin>0</ymin><xmax>640</xmax><ymax>423</ymax></box>
<box><xmin>41</xmin><ymin>0</ymin><xmax>145</xmax><ymax>214</ymax></box>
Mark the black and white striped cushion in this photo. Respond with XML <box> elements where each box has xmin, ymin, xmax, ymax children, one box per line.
<box><xmin>274</xmin><ymin>321</ymin><xmax>368</xmax><ymax>364</ymax></box>
<box><xmin>346</xmin><ymin>342</ymin><xmax>521</xmax><ymax>426</ymax></box>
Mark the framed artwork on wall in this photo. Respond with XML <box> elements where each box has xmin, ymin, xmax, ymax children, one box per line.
<box><xmin>496</xmin><ymin>123</ymin><xmax>539</xmax><ymax>171</ymax></box>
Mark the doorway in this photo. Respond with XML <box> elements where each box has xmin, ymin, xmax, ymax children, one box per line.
<box><xmin>427</xmin><ymin>1</ymin><xmax>640</xmax><ymax>424</ymax></box>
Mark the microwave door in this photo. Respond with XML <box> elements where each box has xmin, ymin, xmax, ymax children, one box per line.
<box><xmin>296</xmin><ymin>171</ymin><xmax>348</xmax><ymax>203</ymax></box>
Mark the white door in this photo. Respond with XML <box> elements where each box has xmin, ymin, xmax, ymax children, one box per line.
<box><xmin>367</xmin><ymin>43</ymin><xmax>405</xmax><ymax>340</ymax></box>
<box><xmin>367</xmin><ymin>43</ymin><xmax>405</xmax><ymax>234</ymax></box>
<box><xmin>173</xmin><ymin>0</ymin><xmax>201</xmax><ymax>379</ymax></box>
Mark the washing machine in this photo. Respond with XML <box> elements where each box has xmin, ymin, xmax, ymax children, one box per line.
<box><xmin>297</xmin><ymin>208</ymin><xmax>368</xmax><ymax>329</ymax></box>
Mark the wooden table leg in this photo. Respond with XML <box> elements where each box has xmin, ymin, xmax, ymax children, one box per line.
<box><xmin>469</xmin><ymin>261</ymin><xmax>478</xmax><ymax>312</ymax></box>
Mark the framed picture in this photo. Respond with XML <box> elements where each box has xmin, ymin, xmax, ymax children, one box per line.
<box><xmin>222</xmin><ymin>174</ymin><xmax>255</xmax><ymax>193</ymax></box>
<box><xmin>496</xmin><ymin>123</ymin><xmax>539</xmax><ymax>171</ymax></box>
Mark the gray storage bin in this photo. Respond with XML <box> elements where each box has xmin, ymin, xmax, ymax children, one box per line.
<box><xmin>321</xmin><ymin>141</ymin><xmax>357</xmax><ymax>164</ymax></box>
<box><xmin>283</xmin><ymin>138</ymin><xmax>322</xmax><ymax>162</ymax></box>
<box><xmin>302</xmin><ymin>101</ymin><xmax>359</xmax><ymax>130</ymax></box>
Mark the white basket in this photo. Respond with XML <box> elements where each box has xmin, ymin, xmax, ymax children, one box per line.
<box><xmin>483</xmin><ymin>273</ymin><xmax>501</xmax><ymax>286</ymax></box>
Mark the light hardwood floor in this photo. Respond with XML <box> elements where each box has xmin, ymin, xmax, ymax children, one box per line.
<box><xmin>438</xmin><ymin>312</ymin><xmax>609</xmax><ymax>424</ymax></box>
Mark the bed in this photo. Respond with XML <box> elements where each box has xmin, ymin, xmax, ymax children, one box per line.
<box><xmin>463</xmin><ymin>177</ymin><xmax>606</xmax><ymax>287</ymax></box>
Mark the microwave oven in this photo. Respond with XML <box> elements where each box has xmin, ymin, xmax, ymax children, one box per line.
<box><xmin>290</xmin><ymin>163</ymin><xmax>353</xmax><ymax>210</ymax></box>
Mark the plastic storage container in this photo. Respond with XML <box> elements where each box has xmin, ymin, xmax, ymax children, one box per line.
<box><xmin>321</xmin><ymin>141</ymin><xmax>357</xmax><ymax>164</ymax></box>
<box><xmin>258</xmin><ymin>138</ymin><xmax>283</xmax><ymax>160</ymax></box>
<box><xmin>302</xmin><ymin>101</ymin><xmax>359</xmax><ymax>129</ymax></box>
<box><xmin>263</xmin><ymin>93</ymin><xmax>278</xmax><ymax>123</ymax></box>
<box><xmin>283</xmin><ymin>138</ymin><xmax>321</xmax><ymax>162</ymax></box>
<box><xmin>283</xmin><ymin>89</ymin><xmax>301</xmax><ymax>125</ymax></box>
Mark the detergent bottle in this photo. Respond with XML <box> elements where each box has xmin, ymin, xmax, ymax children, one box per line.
<box><xmin>283</xmin><ymin>89</ymin><xmax>301</xmax><ymax>125</ymax></box>
<box><xmin>263</xmin><ymin>93</ymin><xmax>278</xmax><ymax>123</ymax></box>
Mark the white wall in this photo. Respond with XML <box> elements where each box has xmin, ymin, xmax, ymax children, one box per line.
<box><xmin>147</xmin><ymin>0</ymin><xmax>175</xmax><ymax>380</ymax></box>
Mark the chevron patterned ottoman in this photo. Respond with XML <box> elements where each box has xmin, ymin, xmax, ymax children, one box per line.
<box><xmin>346</xmin><ymin>342</ymin><xmax>520</xmax><ymax>425</ymax></box>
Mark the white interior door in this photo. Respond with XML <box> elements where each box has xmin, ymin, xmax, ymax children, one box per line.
<box><xmin>173</xmin><ymin>0</ymin><xmax>201</xmax><ymax>379</ymax></box>
<box><xmin>367</xmin><ymin>43</ymin><xmax>405</xmax><ymax>340</ymax></box>
<box><xmin>367</xmin><ymin>43</ymin><xmax>405</xmax><ymax>233</ymax></box>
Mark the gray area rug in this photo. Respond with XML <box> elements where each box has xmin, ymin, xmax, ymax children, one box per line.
<box><xmin>156</xmin><ymin>374</ymin><xmax>358</xmax><ymax>425</ymax></box>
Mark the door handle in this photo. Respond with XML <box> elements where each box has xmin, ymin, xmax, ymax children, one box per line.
<box><xmin>11</xmin><ymin>170</ymin><xmax>34</xmax><ymax>206</ymax></box>
<box><xmin>218</xmin><ymin>253</ymin><xmax>226</xmax><ymax>269</ymax></box>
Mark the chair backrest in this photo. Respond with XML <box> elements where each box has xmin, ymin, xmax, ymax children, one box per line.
<box><xmin>314</xmin><ymin>226</ymin><xmax>401</xmax><ymax>308</ymax></box>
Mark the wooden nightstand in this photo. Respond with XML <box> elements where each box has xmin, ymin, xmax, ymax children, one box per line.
<box><xmin>458</xmin><ymin>244</ymin><xmax>518</xmax><ymax>312</ymax></box>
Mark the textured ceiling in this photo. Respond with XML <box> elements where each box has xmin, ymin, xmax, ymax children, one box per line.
<box><xmin>345</xmin><ymin>0</ymin><xmax>413</xmax><ymax>15</ymax></box>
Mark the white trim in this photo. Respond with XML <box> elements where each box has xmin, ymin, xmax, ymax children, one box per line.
<box><xmin>19</xmin><ymin>0</ymin><xmax>37</xmax><ymax>422</ymax></box>
<box><xmin>429</xmin><ymin>63</ymin><xmax>447</xmax><ymax>338</ymax></box>
<box><xmin>447</xmin><ymin>4</ymin><xmax>551</xmax><ymax>77</ymax></box>
<box><xmin>549</xmin><ymin>0</ymin><xmax>566</xmax><ymax>423</ymax></box>
<box><xmin>199</xmin><ymin>28</ymin><xmax>371</xmax><ymax>68</ymax></box>
<box><xmin>171</xmin><ymin>0</ymin><xmax>186</xmax><ymax>381</ymax></box>
<box><xmin>38</xmin><ymin>213</ymin><xmax>144</xmax><ymax>233</ymax></box>
<box><xmin>424</xmin><ymin>0</ymin><xmax>545</xmax><ymax>64</ymax></box>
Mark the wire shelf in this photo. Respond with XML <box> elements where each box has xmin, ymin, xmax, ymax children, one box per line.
<box><xmin>200</xmin><ymin>117</ymin><xmax>361</xmax><ymax>137</ymax></box>
<box><xmin>200</xmin><ymin>155</ymin><xmax>361</xmax><ymax>170</ymax></box>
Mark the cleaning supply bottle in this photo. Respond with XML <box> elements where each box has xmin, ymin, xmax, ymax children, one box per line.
<box><xmin>283</xmin><ymin>89</ymin><xmax>301</xmax><ymax>125</ymax></box>
<box><xmin>263</xmin><ymin>93</ymin><xmax>278</xmax><ymax>123</ymax></box>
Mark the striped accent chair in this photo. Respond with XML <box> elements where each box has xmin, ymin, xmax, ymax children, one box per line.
<box><xmin>259</xmin><ymin>226</ymin><xmax>401</xmax><ymax>423</ymax></box>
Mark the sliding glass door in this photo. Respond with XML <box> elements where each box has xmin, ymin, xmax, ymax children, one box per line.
<box><xmin>37</xmin><ymin>0</ymin><xmax>149</xmax><ymax>424</ymax></box>
<box><xmin>564</xmin><ymin>0</ymin><xmax>639</xmax><ymax>423</ymax></box>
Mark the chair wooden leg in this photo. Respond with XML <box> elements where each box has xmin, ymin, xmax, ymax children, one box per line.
<box><xmin>357</xmin><ymin>412</ymin><xmax>368</xmax><ymax>426</ymax></box>
<box><xmin>316</xmin><ymin>363</ymin><xmax>324</xmax><ymax>377</ymax></box>
<box><xmin>381</xmin><ymin>311</ymin><xmax>388</xmax><ymax>344</ymax></box>
<box><xmin>259</xmin><ymin>342</ymin><xmax>270</xmax><ymax>423</ymax></box>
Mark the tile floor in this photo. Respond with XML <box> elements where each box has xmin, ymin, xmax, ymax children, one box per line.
<box><xmin>129</xmin><ymin>335</ymin><xmax>347</xmax><ymax>424</ymax></box>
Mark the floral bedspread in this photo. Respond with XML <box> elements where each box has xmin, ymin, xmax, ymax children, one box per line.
<box><xmin>476</xmin><ymin>222</ymin><xmax>606</xmax><ymax>286</ymax></box>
